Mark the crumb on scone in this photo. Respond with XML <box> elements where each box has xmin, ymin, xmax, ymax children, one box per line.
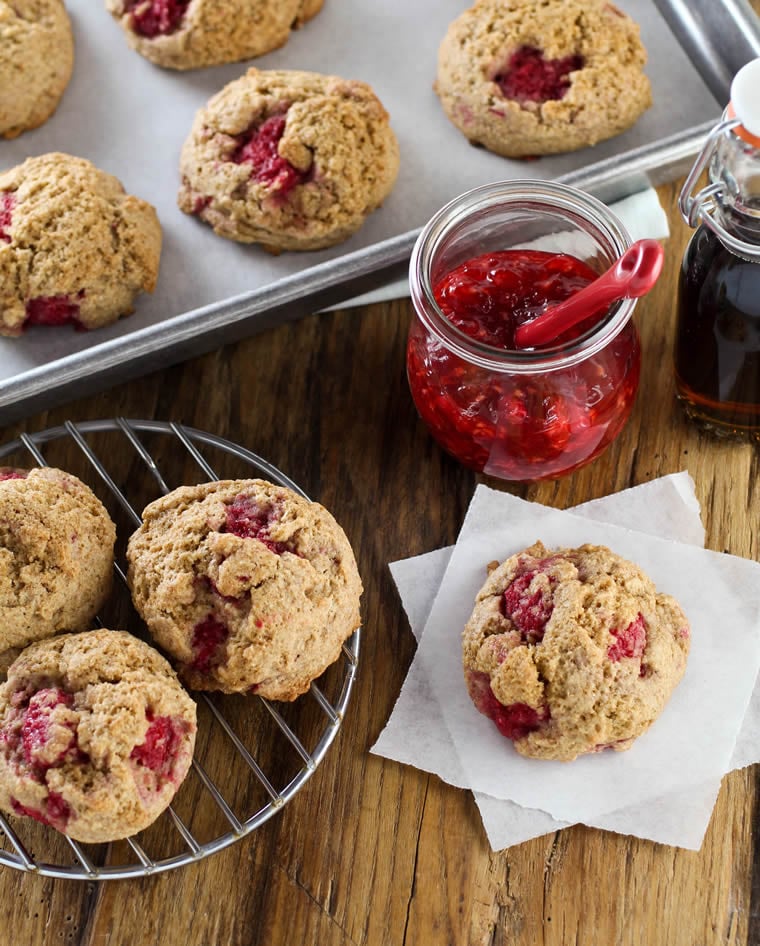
<box><xmin>105</xmin><ymin>0</ymin><xmax>323</xmax><ymax>71</ymax></box>
<box><xmin>0</xmin><ymin>630</ymin><xmax>196</xmax><ymax>843</ymax></box>
<box><xmin>0</xmin><ymin>0</ymin><xmax>74</xmax><ymax>139</ymax></box>
<box><xmin>0</xmin><ymin>153</ymin><xmax>161</xmax><ymax>335</ymax></box>
<box><xmin>462</xmin><ymin>541</ymin><xmax>690</xmax><ymax>761</ymax></box>
<box><xmin>0</xmin><ymin>467</ymin><xmax>116</xmax><ymax>669</ymax></box>
<box><xmin>126</xmin><ymin>478</ymin><xmax>363</xmax><ymax>699</ymax></box>
<box><xmin>177</xmin><ymin>68</ymin><xmax>400</xmax><ymax>252</ymax></box>
<box><xmin>435</xmin><ymin>0</ymin><xmax>652</xmax><ymax>157</ymax></box>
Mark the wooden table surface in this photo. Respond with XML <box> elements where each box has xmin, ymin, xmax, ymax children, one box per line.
<box><xmin>1</xmin><ymin>170</ymin><xmax>759</xmax><ymax>946</ymax></box>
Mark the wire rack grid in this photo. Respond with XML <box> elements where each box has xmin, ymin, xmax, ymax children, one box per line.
<box><xmin>0</xmin><ymin>419</ymin><xmax>360</xmax><ymax>880</ymax></box>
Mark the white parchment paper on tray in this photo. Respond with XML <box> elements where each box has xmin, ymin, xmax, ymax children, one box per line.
<box><xmin>0</xmin><ymin>0</ymin><xmax>717</xmax><ymax>382</ymax></box>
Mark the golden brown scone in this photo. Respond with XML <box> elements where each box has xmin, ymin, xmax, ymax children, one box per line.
<box><xmin>435</xmin><ymin>0</ymin><xmax>652</xmax><ymax>157</ymax></box>
<box><xmin>0</xmin><ymin>0</ymin><xmax>74</xmax><ymax>139</ymax></box>
<box><xmin>178</xmin><ymin>68</ymin><xmax>400</xmax><ymax>252</ymax></box>
<box><xmin>0</xmin><ymin>153</ymin><xmax>161</xmax><ymax>335</ymax></box>
<box><xmin>463</xmin><ymin>541</ymin><xmax>690</xmax><ymax>761</ymax></box>
<box><xmin>106</xmin><ymin>0</ymin><xmax>323</xmax><ymax>70</ymax></box>
<box><xmin>127</xmin><ymin>479</ymin><xmax>363</xmax><ymax>699</ymax></box>
<box><xmin>0</xmin><ymin>467</ymin><xmax>115</xmax><ymax>669</ymax></box>
<box><xmin>0</xmin><ymin>630</ymin><xmax>197</xmax><ymax>843</ymax></box>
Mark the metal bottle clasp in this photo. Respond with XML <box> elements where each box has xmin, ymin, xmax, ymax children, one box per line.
<box><xmin>679</xmin><ymin>117</ymin><xmax>760</xmax><ymax>261</ymax></box>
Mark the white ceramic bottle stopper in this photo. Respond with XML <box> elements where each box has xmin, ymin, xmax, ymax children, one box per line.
<box><xmin>729</xmin><ymin>57</ymin><xmax>760</xmax><ymax>143</ymax></box>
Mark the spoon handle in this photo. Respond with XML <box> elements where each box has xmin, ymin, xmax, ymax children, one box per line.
<box><xmin>514</xmin><ymin>240</ymin><xmax>664</xmax><ymax>349</ymax></box>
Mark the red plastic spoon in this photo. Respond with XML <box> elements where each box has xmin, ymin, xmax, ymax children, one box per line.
<box><xmin>514</xmin><ymin>238</ymin><xmax>665</xmax><ymax>350</ymax></box>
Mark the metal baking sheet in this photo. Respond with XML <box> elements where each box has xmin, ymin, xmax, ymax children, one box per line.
<box><xmin>0</xmin><ymin>0</ymin><xmax>757</xmax><ymax>421</ymax></box>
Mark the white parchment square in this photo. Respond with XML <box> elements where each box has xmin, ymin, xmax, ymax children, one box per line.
<box><xmin>374</xmin><ymin>474</ymin><xmax>758</xmax><ymax>847</ymax></box>
<box><xmin>378</xmin><ymin>474</ymin><xmax>705</xmax><ymax>792</ymax></box>
<box><xmin>415</xmin><ymin>486</ymin><xmax>760</xmax><ymax>823</ymax></box>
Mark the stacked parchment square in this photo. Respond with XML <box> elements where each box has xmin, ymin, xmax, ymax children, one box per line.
<box><xmin>373</xmin><ymin>474</ymin><xmax>760</xmax><ymax>850</ymax></box>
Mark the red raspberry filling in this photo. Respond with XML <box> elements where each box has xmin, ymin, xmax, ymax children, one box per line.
<box><xmin>125</xmin><ymin>0</ymin><xmax>190</xmax><ymax>38</ymax></box>
<box><xmin>25</xmin><ymin>294</ymin><xmax>83</xmax><ymax>330</ymax></box>
<box><xmin>21</xmin><ymin>689</ymin><xmax>73</xmax><ymax>763</ymax></box>
<box><xmin>192</xmin><ymin>195</ymin><xmax>212</xmax><ymax>215</ymax></box>
<box><xmin>223</xmin><ymin>495</ymin><xmax>290</xmax><ymax>555</ymax></box>
<box><xmin>502</xmin><ymin>571</ymin><xmax>554</xmax><ymax>641</ymax></box>
<box><xmin>608</xmin><ymin>613</ymin><xmax>647</xmax><ymax>661</ymax></box>
<box><xmin>190</xmin><ymin>613</ymin><xmax>229</xmax><ymax>673</ymax></box>
<box><xmin>491</xmin><ymin>701</ymin><xmax>549</xmax><ymax>741</ymax></box>
<box><xmin>14</xmin><ymin>688</ymin><xmax>87</xmax><ymax>777</ymax></box>
<box><xmin>11</xmin><ymin>792</ymin><xmax>71</xmax><ymax>831</ymax></box>
<box><xmin>130</xmin><ymin>711</ymin><xmax>187</xmax><ymax>782</ymax></box>
<box><xmin>467</xmin><ymin>670</ymin><xmax>549</xmax><ymax>741</ymax></box>
<box><xmin>232</xmin><ymin>115</ymin><xmax>308</xmax><ymax>196</ymax></box>
<box><xmin>495</xmin><ymin>46</ymin><xmax>584</xmax><ymax>104</ymax></box>
<box><xmin>0</xmin><ymin>468</ymin><xmax>27</xmax><ymax>480</ymax></box>
<box><xmin>0</xmin><ymin>192</ymin><xmax>15</xmax><ymax>244</ymax></box>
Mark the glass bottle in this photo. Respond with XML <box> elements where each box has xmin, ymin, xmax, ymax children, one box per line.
<box><xmin>675</xmin><ymin>58</ymin><xmax>760</xmax><ymax>438</ymax></box>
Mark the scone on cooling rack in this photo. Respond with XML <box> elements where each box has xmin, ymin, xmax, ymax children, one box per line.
<box><xmin>0</xmin><ymin>467</ymin><xmax>116</xmax><ymax>672</ymax></box>
<box><xmin>126</xmin><ymin>478</ymin><xmax>363</xmax><ymax>700</ymax></box>
<box><xmin>106</xmin><ymin>0</ymin><xmax>323</xmax><ymax>70</ymax></box>
<box><xmin>0</xmin><ymin>153</ymin><xmax>161</xmax><ymax>335</ymax></box>
<box><xmin>463</xmin><ymin>541</ymin><xmax>690</xmax><ymax>761</ymax></box>
<box><xmin>0</xmin><ymin>631</ymin><xmax>197</xmax><ymax>843</ymax></box>
<box><xmin>435</xmin><ymin>0</ymin><xmax>652</xmax><ymax>157</ymax></box>
<box><xmin>0</xmin><ymin>0</ymin><xmax>74</xmax><ymax>139</ymax></box>
<box><xmin>178</xmin><ymin>68</ymin><xmax>400</xmax><ymax>252</ymax></box>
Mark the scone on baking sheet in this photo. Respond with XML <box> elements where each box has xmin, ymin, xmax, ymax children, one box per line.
<box><xmin>0</xmin><ymin>630</ymin><xmax>197</xmax><ymax>843</ymax></box>
<box><xmin>106</xmin><ymin>0</ymin><xmax>323</xmax><ymax>70</ymax></box>
<box><xmin>0</xmin><ymin>153</ymin><xmax>161</xmax><ymax>336</ymax></box>
<box><xmin>126</xmin><ymin>479</ymin><xmax>363</xmax><ymax>699</ymax></box>
<box><xmin>0</xmin><ymin>0</ymin><xmax>74</xmax><ymax>139</ymax></box>
<box><xmin>435</xmin><ymin>0</ymin><xmax>652</xmax><ymax>158</ymax></box>
<box><xmin>178</xmin><ymin>68</ymin><xmax>400</xmax><ymax>253</ymax></box>
<box><xmin>0</xmin><ymin>467</ymin><xmax>116</xmax><ymax>671</ymax></box>
<box><xmin>462</xmin><ymin>541</ymin><xmax>690</xmax><ymax>761</ymax></box>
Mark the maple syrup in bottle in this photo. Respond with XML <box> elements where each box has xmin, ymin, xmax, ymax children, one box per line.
<box><xmin>675</xmin><ymin>58</ymin><xmax>760</xmax><ymax>438</ymax></box>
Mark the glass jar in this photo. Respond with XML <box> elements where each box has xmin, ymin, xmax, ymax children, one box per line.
<box><xmin>407</xmin><ymin>180</ymin><xmax>641</xmax><ymax>482</ymax></box>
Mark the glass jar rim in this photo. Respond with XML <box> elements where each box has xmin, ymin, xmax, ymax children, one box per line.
<box><xmin>409</xmin><ymin>179</ymin><xmax>636</xmax><ymax>373</ymax></box>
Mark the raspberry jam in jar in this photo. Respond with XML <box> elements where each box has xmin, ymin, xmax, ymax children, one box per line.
<box><xmin>407</xmin><ymin>181</ymin><xmax>641</xmax><ymax>481</ymax></box>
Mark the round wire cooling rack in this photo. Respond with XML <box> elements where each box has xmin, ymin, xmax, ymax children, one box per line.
<box><xmin>0</xmin><ymin>419</ymin><xmax>360</xmax><ymax>880</ymax></box>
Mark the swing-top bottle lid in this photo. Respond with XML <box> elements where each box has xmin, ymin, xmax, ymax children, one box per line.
<box><xmin>727</xmin><ymin>58</ymin><xmax>760</xmax><ymax>148</ymax></box>
<box><xmin>678</xmin><ymin>57</ymin><xmax>760</xmax><ymax>259</ymax></box>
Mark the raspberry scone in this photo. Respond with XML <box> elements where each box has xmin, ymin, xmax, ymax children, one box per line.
<box><xmin>127</xmin><ymin>479</ymin><xmax>363</xmax><ymax>699</ymax></box>
<box><xmin>463</xmin><ymin>542</ymin><xmax>690</xmax><ymax>761</ymax></box>
<box><xmin>106</xmin><ymin>0</ymin><xmax>322</xmax><ymax>70</ymax></box>
<box><xmin>0</xmin><ymin>0</ymin><xmax>74</xmax><ymax>139</ymax></box>
<box><xmin>0</xmin><ymin>153</ymin><xmax>161</xmax><ymax>335</ymax></box>
<box><xmin>435</xmin><ymin>0</ymin><xmax>652</xmax><ymax>158</ymax></box>
<box><xmin>0</xmin><ymin>631</ymin><xmax>196</xmax><ymax>842</ymax></box>
<box><xmin>0</xmin><ymin>467</ymin><xmax>116</xmax><ymax>672</ymax></box>
<box><xmin>178</xmin><ymin>69</ymin><xmax>400</xmax><ymax>252</ymax></box>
